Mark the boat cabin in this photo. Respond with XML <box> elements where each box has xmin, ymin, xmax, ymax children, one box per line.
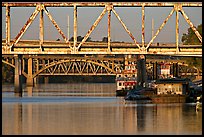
<box><xmin>116</xmin><ymin>77</ymin><xmax>137</xmax><ymax>91</ymax></box>
<box><xmin>158</xmin><ymin>63</ymin><xmax>173</xmax><ymax>79</ymax></box>
<box><xmin>155</xmin><ymin>78</ymin><xmax>190</xmax><ymax>95</ymax></box>
<box><xmin>116</xmin><ymin>63</ymin><xmax>137</xmax><ymax>91</ymax></box>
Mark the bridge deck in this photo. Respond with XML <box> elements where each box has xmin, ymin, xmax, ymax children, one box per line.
<box><xmin>2</xmin><ymin>40</ymin><xmax>202</xmax><ymax>56</ymax></box>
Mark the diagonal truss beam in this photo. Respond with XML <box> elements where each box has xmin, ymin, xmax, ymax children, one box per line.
<box><xmin>146</xmin><ymin>4</ymin><xmax>202</xmax><ymax>50</ymax></box>
<box><xmin>179</xmin><ymin>8</ymin><xmax>202</xmax><ymax>43</ymax></box>
<box><xmin>77</xmin><ymin>7</ymin><xmax>107</xmax><ymax>50</ymax></box>
<box><xmin>10</xmin><ymin>4</ymin><xmax>72</xmax><ymax>50</ymax></box>
<box><xmin>146</xmin><ymin>8</ymin><xmax>175</xmax><ymax>50</ymax></box>
<box><xmin>42</xmin><ymin>5</ymin><xmax>72</xmax><ymax>48</ymax></box>
<box><xmin>11</xmin><ymin>5</ymin><xmax>40</xmax><ymax>48</ymax></box>
<box><xmin>112</xmin><ymin>8</ymin><xmax>141</xmax><ymax>49</ymax></box>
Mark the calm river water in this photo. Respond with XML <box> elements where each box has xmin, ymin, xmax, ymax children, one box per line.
<box><xmin>2</xmin><ymin>83</ymin><xmax>202</xmax><ymax>135</ymax></box>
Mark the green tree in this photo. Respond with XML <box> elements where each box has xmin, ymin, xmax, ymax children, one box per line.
<box><xmin>69</xmin><ymin>36</ymin><xmax>92</xmax><ymax>42</ymax></box>
<box><xmin>2</xmin><ymin>64</ymin><xmax>14</xmax><ymax>83</ymax></box>
<box><xmin>181</xmin><ymin>24</ymin><xmax>202</xmax><ymax>74</ymax></box>
<box><xmin>181</xmin><ymin>24</ymin><xmax>202</xmax><ymax>45</ymax></box>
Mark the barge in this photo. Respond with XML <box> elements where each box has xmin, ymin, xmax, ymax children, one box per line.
<box><xmin>125</xmin><ymin>77</ymin><xmax>191</xmax><ymax>103</ymax></box>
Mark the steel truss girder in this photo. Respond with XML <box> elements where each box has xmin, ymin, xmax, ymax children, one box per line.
<box><xmin>2</xmin><ymin>2</ymin><xmax>202</xmax><ymax>55</ymax></box>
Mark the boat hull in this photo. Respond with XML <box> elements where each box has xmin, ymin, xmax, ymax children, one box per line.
<box><xmin>116</xmin><ymin>90</ymin><xmax>128</xmax><ymax>96</ymax></box>
<box><xmin>150</xmin><ymin>94</ymin><xmax>187</xmax><ymax>103</ymax></box>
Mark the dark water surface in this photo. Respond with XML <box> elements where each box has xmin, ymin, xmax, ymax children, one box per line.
<box><xmin>2</xmin><ymin>83</ymin><xmax>202</xmax><ymax>135</ymax></box>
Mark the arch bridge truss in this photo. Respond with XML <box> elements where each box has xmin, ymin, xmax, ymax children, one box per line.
<box><xmin>2</xmin><ymin>55</ymin><xmax>202</xmax><ymax>79</ymax></box>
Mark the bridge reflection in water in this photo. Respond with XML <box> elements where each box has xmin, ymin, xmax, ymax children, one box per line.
<box><xmin>2</xmin><ymin>83</ymin><xmax>202</xmax><ymax>135</ymax></box>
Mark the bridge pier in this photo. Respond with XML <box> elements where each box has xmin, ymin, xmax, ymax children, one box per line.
<box><xmin>153</xmin><ymin>62</ymin><xmax>158</xmax><ymax>80</ymax></box>
<box><xmin>33</xmin><ymin>76</ymin><xmax>39</xmax><ymax>87</ymax></box>
<box><xmin>14</xmin><ymin>55</ymin><xmax>23</xmax><ymax>96</ymax></box>
<box><xmin>27</xmin><ymin>57</ymin><xmax>33</xmax><ymax>87</ymax></box>
<box><xmin>173</xmin><ymin>63</ymin><xmax>179</xmax><ymax>77</ymax></box>
<box><xmin>137</xmin><ymin>55</ymin><xmax>147</xmax><ymax>87</ymax></box>
<box><xmin>44</xmin><ymin>76</ymin><xmax>49</xmax><ymax>84</ymax></box>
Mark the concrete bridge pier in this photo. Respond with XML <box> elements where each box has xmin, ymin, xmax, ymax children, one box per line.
<box><xmin>14</xmin><ymin>55</ymin><xmax>23</xmax><ymax>96</ymax></box>
<box><xmin>44</xmin><ymin>76</ymin><xmax>49</xmax><ymax>84</ymax></box>
<box><xmin>27</xmin><ymin>57</ymin><xmax>33</xmax><ymax>87</ymax></box>
<box><xmin>137</xmin><ymin>55</ymin><xmax>147</xmax><ymax>87</ymax></box>
<box><xmin>33</xmin><ymin>76</ymin><xmax>39</xmax><ymax>87</ymax></box>
<box><xmin>173</xmin><ymin>63</ymin><xmax>179</xmax><ymax>78</ymax></box>
<box><xmin>153</xmin><ymin>62</ymin><xmax>158</xmax><ymax>80</ymax></box>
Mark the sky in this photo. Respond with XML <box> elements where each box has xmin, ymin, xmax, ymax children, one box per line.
<box><xmin>1</xmin><ymin>3</ymin><xmax>202</xmax><ymax>43</ymax></box>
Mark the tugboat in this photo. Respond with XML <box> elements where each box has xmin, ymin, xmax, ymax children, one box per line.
<box><xmin>116</xmin><ymin>55</ymin><xmax>137</xmax><ymax>96</ymax></box>
<box><xmin>124</xmin><ymin>62</ymin><xmax>191</xmax><ymax>103</ymax></box>
<box><xmin>149</xmin><ymin>63</ymin><xmax>190</xmax><ymax>103</ymax></box>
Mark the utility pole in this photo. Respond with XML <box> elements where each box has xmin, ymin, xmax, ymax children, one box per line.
<box><xmin>152</xmin><ymin>18</ymin><xmax>154</xmax><ymax>39</ymax></box>
<box><xmin>67</xmin><ymin>15</ymin><xmax>70</xmax><ymax>40</ymax></box>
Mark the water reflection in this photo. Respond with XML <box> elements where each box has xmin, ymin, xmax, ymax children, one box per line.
<box><xmin>2</xmin><ymin>99</ymin><xmax>202</xmax><ymax>135</ymax></box>
<box><xmin>2</xmin><ymin>83</ymin><xmax>202</xmax><ymax>135</ymax></box>
<box><xmin>14</xmin><ymin>92</ymin><xmax>23</xmax><ymax>97</ymax></box>
<box><xmin>137</xmin><ymin>106</ymin><xmax>145</xmax><ymax>132</ymax></box>
<box><xmin>10</xmin><ymin>83</ymin><xmax>116</xmax><ymax>97</ymax></box>
<box><xmin>3</xmin><ymin>103</ymin><xmax>23</xmax><ymax>135</ymax></box>
<box><xmin>27</xmin><ymin>86</ymin><xmax>33</xmax><ymax>97</ymax></box>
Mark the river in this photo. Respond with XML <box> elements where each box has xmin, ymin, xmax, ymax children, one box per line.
<box><xmin>2</xmin><ymin>83</ymin><xmax>202</xmax><ymax>135</ymax></box>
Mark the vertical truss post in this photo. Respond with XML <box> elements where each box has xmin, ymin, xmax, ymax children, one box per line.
<box><xmin>107</xmin><ymin>4</ymin><xmax>113</xmax><ymax>52</ymax></box>
<box><xmin>174</xmin><ymin>4</ymin><xmax>181</xmax><ymax>53</ymax></box>
<box><xmin>176</xmin><ymin>10</ymin><xmax>179</xmax><ymax>53</ymax></box>
<box><xmin>39</xmin><ymin>5</ymin><xmax>44</xmax><ymax>51</ymax></box>
<box><xmin>6</xmin><ymin>5</ymin><xmax>10</xmax><ymax>50</ymax></box>
<box><xmin>73</xmin><ymin>4</ymin><xmax>78</xmax><ymax>53</ymax></box>
<box><xmin>141</xmin><ymin>4</ymin><xmax>145</xmax><ymax>50</ymax></box>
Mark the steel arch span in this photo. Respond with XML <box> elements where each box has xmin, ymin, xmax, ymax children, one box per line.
<box><xmin>32</xmin><ymin>58</ymin><xmax>124</xmax><ymax>78</ymax></box>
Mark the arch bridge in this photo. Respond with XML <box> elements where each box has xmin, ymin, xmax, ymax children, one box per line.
<box><xmin>2</xmin><ymin>55</ymin><xmax>202</xmax><ymax>82</ymax></box>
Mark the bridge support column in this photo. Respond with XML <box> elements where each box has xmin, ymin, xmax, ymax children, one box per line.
<box><xmin>153</xmin><ymin>62</ymin><xmax>158</xmax><ymax>80</ymax></box>
<box><xmin>34</xmin><ymin>76</ymin><xmax>39</xmax><ymax>87</ymax></box>
<box><xmin>173</xmin><ymin>63</ymin><xmax>179</xmax><ymax>78</ymax></box>
<box><xmin>44</xmin><ymin>76</ymin><xmax>49</xmax><ymax>84</ymax></box>
<box><xmin>14</xmin><ymin>55</ymin><xmax>23</xmax><ymax>95</ymax></box>
<box><xmin>27</xmin><ymin>57</ymin><xmax>33</xmax><ymax>87</ymax></box>
<box><xmin>137</xmin><ymin>55</ymin><xmax>147</xmax><ymax>87</ymax></box>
